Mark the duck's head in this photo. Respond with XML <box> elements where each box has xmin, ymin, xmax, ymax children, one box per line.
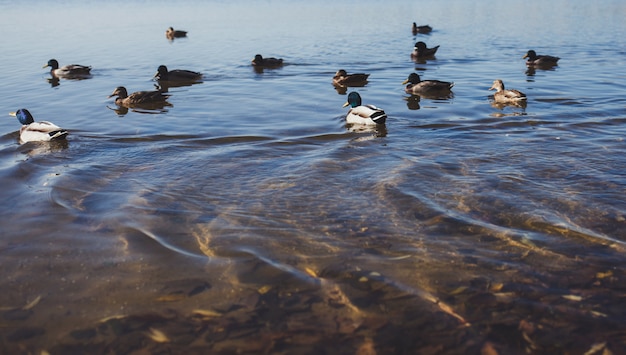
<box><xmin>43</xmin><ymin>59</ymin><xmax>59</xmax><ymax>69</ymax></box>
<box><xmin>9</xmin><ymin>109</ymin><xmax>35</xmax><ymax>125</ymax></box>
<box><xmin>489</xmin><ymin>79</ymin><xmax>504</xmax><ymax>91</ymax></box>
<box><xmin>252</xmin><ymin>54</ymin><xmax>264</xmax><ymax>64</ymax></box>
<box><xmin>402</xmin><ymin>73</ymin><xmax>421</xmax><ymax>85</ymax></box>
<box><xmin>522</xmin><ymin>50</ymin><xmax>536</xmax><ymax>59</ymax></box>
<box><xmin>154</xmin><ymin>65</ymin><xmax>168</xmax><ymax>79</ymax></box>
<box><xmin>414</xmin><ymin>42</ymin><xmax>427</xmax><ymax>50</ymax></box>
<box><xmin>342</xmin><ymin>92</ymin><xmax>362</xmax><ymax>108</ymax></box>
<box><xmin>334</xmin><ymin>69</ymin><xmax>348</xmax><ymax>77</ymax></box>
<box><xmin>108</xmin><ymin>86</ymin><xmax>128</xmax><ymax>99</ymax></box>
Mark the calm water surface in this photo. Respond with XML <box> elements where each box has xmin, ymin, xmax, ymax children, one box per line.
<box><xmin>1</xmin><ymin>0</ymin><xmax>626</xmax><ymax>353</ymax></box>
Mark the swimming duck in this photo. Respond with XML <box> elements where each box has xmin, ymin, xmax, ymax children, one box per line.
<box><xmin>522</xmin><ymin>50</ymin><xmax>559</xmax><ymax>67</ymax></box>
<box><xmin>342</xmin><ymin>92</ymin><xmax>387</xmax><ymax>125</ymax></box>
<box><xmin>108</xmin><ymin>87</ymin><xmax>171</xmax><ymax>107</ymax></box>
<box><xmin>412</xmin><ymin>22</ymin><xmax>432</xmax><ymax>34</ymax></box>
<box><xmin>166</xmin><ymin>27</ymin><xmax>187</xmax><ymax>39</ymax></box>
<box><xmin>43</xmin><ymin>59</ymin><xmax>91</xmax><ymax>78</ymax></box>
<box><xmin>489</xmin><ymin>79</ymin><xmax>527</xmax><ymax>103</ymax></box>
<box><xmin>411</xmin><ymin>42</ymin><xmax>439</xmax><ymax>59</ymax></box>
<box><xmin>153</xmin><ymin>65</ymin><xmax>202</xmax><ymax>82</ymax></box>
<box><xmin>251</xmin><ymin>54</ymin><xmax>284</xmax><ymax>67</ymax></box>
<box><xmin>332</xmin><ymin>70</ymin><xmax>370</xmax><ymax>86</ymax></box>
<box><xmin>402</xmin><ymin>73</ymin><xmax>454</xmax><ymax>96</ymax></box>
<box><xmin>9</xmin><ymin>109</ymin><xmax>68</xmax><ymax>143</ymax></box>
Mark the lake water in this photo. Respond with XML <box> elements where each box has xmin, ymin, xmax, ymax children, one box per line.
<box><xmin>1</xmin><ymin>0</ymin><xmax>626</xmax><ymax>353</ymax></box>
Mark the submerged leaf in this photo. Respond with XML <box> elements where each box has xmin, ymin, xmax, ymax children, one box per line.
<box><xmin>23</xmin><ymin>295</ymin><xmax>42</xmax><ymax>310</ymax></box>
<box><xmin>146</xmin><ymin>328</ymin><xmax>169</xmax><ymax>343</ymax></box>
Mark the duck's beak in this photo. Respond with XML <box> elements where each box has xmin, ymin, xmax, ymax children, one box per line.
<box><xmin>401</xmin><ymin>79</ymin><xmax>409</xmax><ymax>85</ymax></box>
<box><xmin>9</xmin><ymin>112</ymin><xmax>17</xmax><ymax>117</ymax></box>
<box><xmin>522</xmin><ymin>54</ymin><xmax>528</xmax><ymax>59</ymax></box>
<box><xmin>342</xmin><ymin>101</ymin><xmax>350</xmax><ymax>108</ymax></box>
<box><xmin>153</xmin><ymin>72</ymin><xmax>160</xmax><ymax>79</ymax></box>
<box><xmin>42</xmin><ymin>64</ymin><xmax>49</xmax><ymax>69</ymax></box>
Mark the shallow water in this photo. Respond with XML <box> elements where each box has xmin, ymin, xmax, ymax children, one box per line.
<box><xmin>1</xmin><ymin>0</ymin><xmax>626</xmax><ymax>353</ymax></box>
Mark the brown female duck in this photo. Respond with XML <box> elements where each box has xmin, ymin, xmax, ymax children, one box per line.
<box><xmin>489</xmin><ymin>79</ymin><xmax>527</xmax><ymax>103</ymax></box>
<box><xmin>411</xmin><ymin>42</ymin><xmax>439</xmax><ymax>59</ymax></box>
<box><xmin>402</xmin><ymin>73</ymin><xmax>454</xmax><ymax>96</ymax></box>
<box><xmin>166</xmin><ymin>27</ymin><xmax>187</xmax><ymax>39</ymax></box>
<box><xmin>412</xmin><ymin>22</ymin><xmax>432</xmax><ymax>34</ymax></box>
<box><xmin>108</xmin><ymin>87</ymin><xmax>171</xmax><ymax>107</ymax></box>
<box><xmin>332</xmin><ymin>70</ymin><xmax>370</xmax><ymax>86</ymax></box>
<box><xmin>251</xmin><ymin>54</ymin><xmax>284</xmax><ymax>68</ymax></box>
<box><xmin>522</xmin><ymin>50</ymin><xmax>559</xmax><ymax>67</ymax></box>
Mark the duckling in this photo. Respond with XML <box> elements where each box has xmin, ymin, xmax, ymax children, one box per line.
<box><xmin>251</xmin><ymin>54</ymin><xmax>283</xmax><ymax>68</ymax></box>
<box><xmin>489</xmin><ymin>79</ymin><xmax>527</xmax><ymax>103</ymax></box>
<box><xmin>402</xmin><ymin>73</ymin><xmax>454</xmax><ymax>96</ymax></box>
<box><xmin>412</xmin><ymin>22</ymin><xmax>432</xmax><ymax>34</ymax></box>
<box><xmin>411</xmin><ymin>41</ymin><xmax>439</xmax><ymax>59</ymax></box>
<box><xmin>9</xmin><ymin>109</ymin><xmax>68</xmax><ymax>143</ymax></box>
<box><xmin>43</xmin><ymin>59</ymin><xmax>91</xmax><ymax>78</ymax></box>
<box><xmin>332</xmin><ymin>70</ymin><xmax>370</xmax><ymax>86</ymax></box>
<box><xmin>166</xmin><ymin>27</ymin><xmax>187</xmax><ymax>39</ymax></box>
<box><xmin>342</xmin><ymin>92</ymin><xmax>387</xmax><ymax>125</ymax></box>
<box><xmin>108</xmin><ymin>86</ymin><xmax>171</xmax><ymax>107</ymax></box>
<box><xmin>522</xmin><ymin>50</ymin><xmax>559</xmax><ymax>67</ymax></box>
<box><xmin>153</xmin><ymin>65</ymin><xmax>202</xmax><ymax>82</ymax></box>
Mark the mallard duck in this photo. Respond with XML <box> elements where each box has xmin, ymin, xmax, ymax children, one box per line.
<box><xmin>522</xmin><ymin>50</ymin><xmax>559</xmax><ymax>67</ymax></box>
<box><xmin>108</xmin><ymin>86</ymin><xmax>171</xmax><ymax>107</ymax></box>
<box><xmin>412</xmin><ymin>22</ymin><xmax>432</xmax><ymax>34</ymax></box>
<box><xmin>411</xmin><ymin>41</ymin><xmax>439</xmax><ymax>59</ymax></box>
<box><xmin>153</xmin><ymin>65</ymin><xmax>202</xmax><ymax>81</ymax></box>
<box><xmin>332</xmin><ymin>70</ymin><xmax>370</xmax><ymax>86</ymax></box>
<box><xmin>342</xmin><ymin>92</ymin><xmax>387</xmax><ymax>125</ymax></box>
<box><xmin>251</xmin><ymin>54</ymin><xmax>283</xmax><ymax>67</ymax></box>
<box><xmin>166</xmin><ymin>27</ymin><xmax>187</xmax><ymax>38</ymax></box>
<box><xmin>43</xmin><ymin>59</ymin><xmax>91</xmax><ymax>78</ymax></box>
<box><xmin>489</xmin><ymin>79</ymin><xmax>527</xmax><ymax>103</ymax></box>
<box><xmin>9</xmin><ymin>109</ymin><xmax>68</xmax><ymax>143</ymax></box>
<box><xmin>402</xmin><ymin>73</ymin><xmax>454</xmax><ymax>95</ymax></box>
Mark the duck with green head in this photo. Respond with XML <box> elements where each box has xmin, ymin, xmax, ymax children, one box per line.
<box><xmin>342</xmin><ymin>92</ymin><xmax>387</xmax><ymax>125</ymax></box>
<box><xmin>9</xmin><ymin>109</ymin><xmax>68</xmax><ymax>143</ymax></box>
<box><xmin>43</xmin><ymin>59</ymin><xmax>91</xmax><ymax>78</ymax></box>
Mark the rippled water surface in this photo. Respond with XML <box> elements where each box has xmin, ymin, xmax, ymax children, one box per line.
<box><xmin>1</xmin><ymin>0</ymin><xmax>626</xmax><ymax>353</ymax></box>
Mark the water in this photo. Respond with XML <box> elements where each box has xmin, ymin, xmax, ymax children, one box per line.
<box><xmin>1</xmin><ymin>0</ymin><xmax>626</xmax><ymax>353</ymax></box>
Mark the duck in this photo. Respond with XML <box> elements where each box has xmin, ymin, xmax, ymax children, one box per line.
<box><xmin>43</xmin><ymin>59</ymin><xmax>91</xmax><ymax>78</ymax></box>
<box><xmin>402</xmin><ymin>73</ymin><xmax>454</xmax><ymax>96</ymax></box>
<box><xmin>166</xmin><ymin>27</ymin><xmax>187</xmax><ymax>39</ymax></box>
<box><xmin>251</xmin><ymin>54</ymin><xmax>284</xmax><ymax>68</ymax></box>
<box><xmin>9</xmin><ymin>109</ymin><xmax>68</xmax><ymax>143</ymax></box>
<box><xmin>342</xmin><ymin>92</ymin><xmax>387</xmax><ymax>125</ymax></box>
<box><xmin>522</xmin><ymin>50</ymin><xmax>560</xmax><ymax>67</ymax></box>
<box><xmin>489</xmin><ymin>79</ymin><xmax>527</xmax><ymax>103</ymax></box>
<box><xmin>332</xmin><ymin>70</ymin><xmax>370</xmax><ymax>86</ymax></box>
<box><xmin>108</xmin><ymin>86</ymin><xmax>171</xmax><ymax>107</ymax></box>
<box><xmin>412</xmin><ymin>22</ymin><xmax>432</xmax><ymax>34</ymax></box>
<box><xmin>411</xmin><ymin>41</ymin><xmax>439</xmax><ymax>59</ymax></box>
<box><xmin>153</xmin><ymin>65</ymin><xmax>202</xmax><ymax>82</ymax></box>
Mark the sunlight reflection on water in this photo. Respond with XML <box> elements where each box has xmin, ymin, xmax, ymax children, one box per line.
<box><xmin>1</xmin><ymin>0</ymin><xmax>626</xmax><ymax>353</ymax></box>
